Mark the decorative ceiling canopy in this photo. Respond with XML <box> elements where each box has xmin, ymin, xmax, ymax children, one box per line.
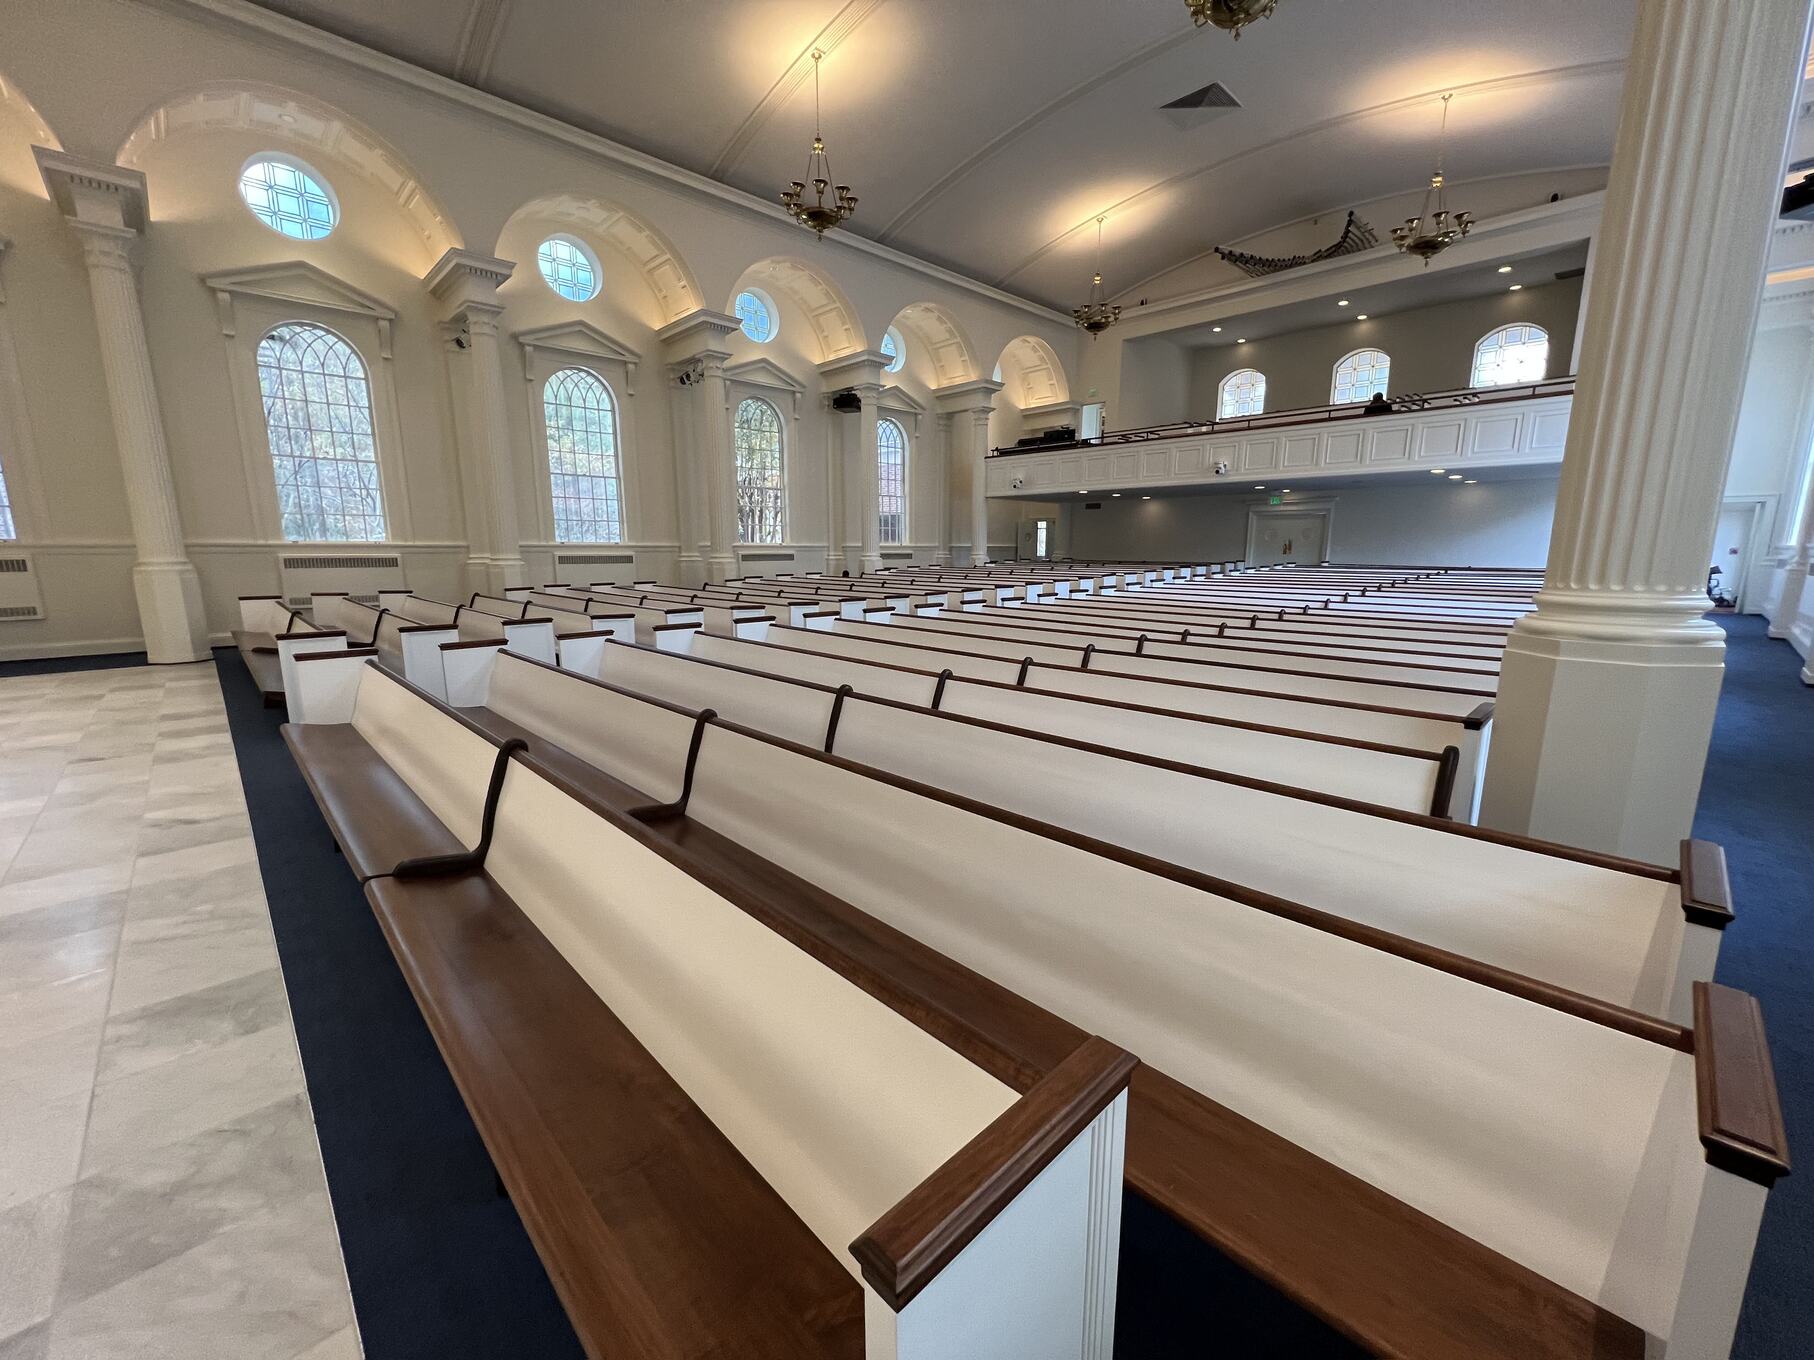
<box><xmin>1214</xmin><ymin>211</ymin><xmax>1379</xmax><ymax>278</ymax></box>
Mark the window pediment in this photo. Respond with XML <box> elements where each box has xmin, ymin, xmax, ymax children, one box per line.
<box><xmin>202</xmin><ymin>261</ymin><xmax>395</xmax><ymax>356</ymax></box>
<box><xmin>515</xmin><ymin>320</ymin><xmax>641</xmax><ymax>393</ymax></box>
<box><xmin>724</xmin><ymin>357</ymin><xmax>806</xmax><ymax>416</ymax></box>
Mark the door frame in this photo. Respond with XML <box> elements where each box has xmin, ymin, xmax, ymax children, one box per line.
<box><xmin>1245</xmin><ymin>499</ymin><xmax>1335</xmax><ymax>567</ymax></box>
<box><xmin>1717</xmin><ymin>494</ymin><xmax>1776</xmax><ymax>613</ymax></box>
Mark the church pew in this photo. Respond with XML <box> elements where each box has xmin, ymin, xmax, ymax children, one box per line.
<box><xmin>347</xmin><ymin>657</ymin><xmax>1787</xmax><ymax>1359</ymax></box>
<box><xmin>233</xmin><ymin>595</ymin><xmax>334</xmax><ymax>706</ymax></box>
<box><xmin>492</xmin><ymin>645</ymin><xmax>1722</xmax><ymax>1023</ymax></box>
<box><xmin>285</xmin><ymin>667</ymin><xmax>1133</xmax><ymax>1359</ymax></box>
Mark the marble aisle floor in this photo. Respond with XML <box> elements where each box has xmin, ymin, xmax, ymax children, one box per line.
<box><xmin>0</xmin><ymin>662</ymin><xmax>360</xmax><ymax>1360</ymax></box>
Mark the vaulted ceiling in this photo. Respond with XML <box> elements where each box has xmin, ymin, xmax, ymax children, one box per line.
<box><xmin>243</xmin><ymin>0</ymin><xmax>1638</xmax><ymax>310</ymax></box>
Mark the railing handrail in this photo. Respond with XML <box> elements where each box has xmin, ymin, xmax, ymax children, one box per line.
<box><xmin>991</xmin><ymin>376</ymin><xmax>1577</xmax><ymax>456</ymax></box>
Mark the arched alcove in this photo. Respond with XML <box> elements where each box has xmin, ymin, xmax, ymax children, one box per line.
<box><xmin>729</xmin><ymin>257</ymin><xmax>865</xmax><ymax>363</ymax></box>
<box><xmin>0</xmin><ymin>71</ymin><xmax>60</xmax><ymax>194</ymax></box>
<box><xmin>498</xmin><ymin>193</ymin><xmax>699</xmax><ymax>326</ymax></box>
<box><xmin>886</xmin><ymin>302</ymin><xmax>980</xmax><ymax>388</ymax></box>
<box><xmin>994</xmin><ymin>335</ymin><xmax>1071</xmax><ymax>408</ymax></box>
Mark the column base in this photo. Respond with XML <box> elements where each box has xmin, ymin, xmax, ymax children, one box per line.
<box><xmin>860</xmin><ymin>554</ymin><xmax>884</xmax><ymax>574</ymax></box>
<box><xmin>1479</xmin><ymin>617</ymin><xmax>1726</xmax><ymax>864</ymax></box>
<box><xmin>704</xmin><ymin>555</ymin><xmax>737</xmax><ymax>586</ymax></box>
<box><xmin>677</xmin><ymin>554</ymin><xmax>707</xmax><ymax>589</ymax></box>
<box><xmin>1768</xmin><ymin>555</ymin><xmax>1811</xmax><ymax>642</ymax></box>
<box><xmin>132</xmin><ymin>561</ymin><xmax>210</xmax><ymax>664</ymax></box>
<box><xmin>466</xmin><ymin>555</ymin><xmax>528</xmax><ymax>596</ymax></box>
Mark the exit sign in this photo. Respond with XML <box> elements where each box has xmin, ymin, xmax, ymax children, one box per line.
<box><xmin>1268</xmin><ymin>495</ymin><xmax>1283</xmax><ymax>505</ymax></box>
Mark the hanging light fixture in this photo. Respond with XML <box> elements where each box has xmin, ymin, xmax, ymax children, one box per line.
<box><xmin>1184</xmin><ymin>0</ymin><xmax>1281</xmax><ymax>39</ymax></box>
<box><xmin>1072</xmin><ymin>217</ymin><xmax>1122</xmax><ymax>337</ymax></box>
<box><xmin>781</xmin><ymin>50</ymin><xmax>858</xmax><ymax>237</ymax></box>
<box><xmin>1392</xmin><ymin>93</ymin><xmax>1473</xmax><ymax>263</ymax></box>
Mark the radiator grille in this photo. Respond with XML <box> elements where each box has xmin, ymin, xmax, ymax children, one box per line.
<box><xmin>741</xmin><ymin>551</ymin><xmax>795</xmax><ymax>563</ymax></box>
<box><xmin>281</xmin><ymin>554</ymin><xmax>402</xmax><ymax>570</ymax></box>
<box><xmin>0</xmin><ymin>557</ymin><xmax>28</xmax><ymax>574</ymax></box>
<box><xmin>556</xmin><ymin>553</ymin><xmax>635</xmax><ymax>566</ymax></box>
<box><xmin>0</xmin><ymin>604</ymin><xmax>42</xmax><ymax>620</ymax></box>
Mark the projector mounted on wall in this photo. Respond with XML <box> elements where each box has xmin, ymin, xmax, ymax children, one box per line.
<box><xmin>830</xmin><ymin>390</ymin><xmax>862</xmax><ymax>413</ymax></box>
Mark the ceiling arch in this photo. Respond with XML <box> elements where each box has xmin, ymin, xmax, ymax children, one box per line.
<box><xmin>114</xmin><ymin>81</ymin><xmax>461</xmax><ymax>258</ymax></box>
<box><xmin>0</xmin><ymin>72</ymin><xmax>60</xmax><ymax>150</ymax></box>
<box><xmin>500</xmin><ymin>193</ymin><xmax>700</xmax><ymax>324</ymax></box>
<box><xmin>995</xmin><ymin>335</ymin><xmax>1070</xmax><ymax>408</ymax></box>
<box><xmin>888</xmin><ymin>302</ymin><xmax>980</xmax><ymax>387</ymax></box>
<box><xmin>732</xmin><ymin>256</ymin><xmax>865</xmax><ymax>362</ymax></box>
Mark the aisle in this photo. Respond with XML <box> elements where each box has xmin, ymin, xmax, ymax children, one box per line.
<box><xmin>1697</xmin><ymin>617</ymin><xmax>1814</xmax><ymax>1360</ymax></box>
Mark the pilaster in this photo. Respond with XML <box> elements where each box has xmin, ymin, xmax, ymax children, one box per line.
<box><xmin>660</xmin><ymin>310</ymin><xmax>741</xmax><ymax>584</ymax></box>
<box><xmin>36</xmin><ymin>148</ymin><xmax>208</xmax><ymax>663</ymax></box>
<box><xmin>1479</xmin><ymin>0</ymin><xmax>1814</xmax><ymax>862</ymax></box>
<box><xmin>821</xmin><ymin>351</ymin><xmax>888</xmax><ymax>574</ymax></box>
<box><xmin>937</xmin><ymin>378</ymin><xmax>1002</xmax><ymax>568</ymax></box>
<box><xmin>427</xmin><ymin>249</ymin><xmax>525</xmax><ymax>594</ymax></box>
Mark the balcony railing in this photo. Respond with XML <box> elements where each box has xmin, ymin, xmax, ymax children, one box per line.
<box><xmin>991</xmin><ymin>377</ymin><xmax>1577</xmax><ymax>456</ymax></box>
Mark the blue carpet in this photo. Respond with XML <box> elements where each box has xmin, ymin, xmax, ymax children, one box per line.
<box><xmin>1699</xmin><ymin>617</ymin><xmax>1812</xmax><ymax>1360</ymax></box>
<box><xmin>0</xmin><ymin>650</ymin><xmax>149</xmax><ymax>677</ymax></box>
<box><xmin>209</xmin><ymin>623</ymin><xmax>1812</xmax><ymax>1358</ymax></box>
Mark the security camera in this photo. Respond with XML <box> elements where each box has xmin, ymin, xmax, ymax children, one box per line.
<box><xmin>1213</xmin><ymin>461</ymin><xmax>1230</xmax><ymax>475</ymax></box>
<box><xmin>1011</xmin><ymin>475</ymin><xmax>1026</xmax><ymax>490</ymax></box>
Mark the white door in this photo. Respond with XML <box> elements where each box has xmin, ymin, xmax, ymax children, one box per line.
<box><xmin>1710</xmin><ymin>505</ymin><xmax>1751</xmax><ymax>607</ymax></box>
<box><xmin>1249</xmin><ymin>512</ymin><xmax>1328</xmax><ymax>566</ymax></box>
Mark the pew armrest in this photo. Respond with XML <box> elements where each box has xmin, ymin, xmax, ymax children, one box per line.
<box><xmin>1679</xmin><ymin>840</ymin><xmax>1735</xmax><ymax>929</ymax></box>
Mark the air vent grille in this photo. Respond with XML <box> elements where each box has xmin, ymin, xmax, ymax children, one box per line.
<box><xmin>1162</xmin><ymin>81</ymin><xmax>1241</xmax><ymax>110</ymax></box>
<box><xmin>0</xmin><ymin>557</ymin><xmax>28</xmax><ymax>574</ymax></box>
<box><xmin>281</xmin><ymin>554</ymin><xmax>402</xmax><ymax>570</ymax></box>
<box><xmin>880</xmin><ymin>551</ymin><xmax>913</xmax><ymax>560</ymax></box>
<box><xmin>741</xmin><ymin>551</ymin><xmax>795</xmax><ymax>563</ymax></box>
<box><xmin>0</xmin><ymin>604</ymin><xmax>42</xmax><ymax>620</ymax></box>
<box><xmin>555</xmin><ymin>553</ymin><xmax>635</xmax><ymax>565</ymax></box>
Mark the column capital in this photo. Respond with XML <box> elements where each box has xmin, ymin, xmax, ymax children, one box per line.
<box><xmin>817</xmin><ymin>350</ymin><xmax>888</xmax><ymax>391</ymax></box>
<box><xmin>658</xmin><ymin>308</ymin><xmax>741</xmax><ymax>361</ymax></box>
<box><xmin>35</xmin><ymin>148</ymin><xmax>148</xmax><ymax>236</ymax></box>
<box><xmin>424</xmin><ymin>248</ymin><xmax>515</xmax><ymax>317</ymax></box>
<box><xmin>934</xmin><ymin>377</ymin><xmax>1003</xmax><ymax>416</ymax></box>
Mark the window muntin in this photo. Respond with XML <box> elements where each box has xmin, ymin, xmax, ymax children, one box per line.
<box><xmin>1218</xmin><ymin>368</ymin><xmax>1266</xmax><ymax>418</ymax></box>
<box><xmin>543</xmin><ymin>367</ymin><xmax>624</xmax><ymax>543</ymax></box>
<box><xmin>0</xmin><ymin>463</ymin><xmax>15</xmax><ymax>540</ymax></box>
<box><xmin>537</xmin><ymin>235</ymin><xmax>600</xmax><ymax>302</ymax></box>
<box><xmin>1332</xmin><ymin>348</ymin><xmax>1391</xmax><ymax>404</ymax></box>
<box><xmin>877</xmin><ymin>417</ymin><xmax>908</xmax><ymax>545</ymax></box>
<box><xmin>238</xmin><ymin>156</ymin><xmax>337</xmax><ymax>240</ymax></box>
<box><xmin>256</xmin><ymin>322</ymin><xmax>386</xmax><ymax>542</ymax></box>
<box><xmin>734</xmin><ymin>397</ymin><xmax>786</xmax><ymax>544</ymax></box>
<box><xmin>735</xmin><ymin>289</ymin><xmax>776</xmax><ymax>343</ymax></box>
<box><xmin>881</xmin><ymin>327</ymin><xmax>905</xmax><ymax>374</ymax></box>
<box><xmin>1472</xmin><ymin>324</ymin><xmax>1550</xmax><ymax>387</ymax></box>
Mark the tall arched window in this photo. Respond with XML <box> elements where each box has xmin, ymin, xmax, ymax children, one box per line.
<box><xmin>733</xmin><ymin>397</ymin><xmax>786</xmax><ymax>544</ymax></box>
<box><xmin>877</xmin><ymin>417</ymin><xmax>908</xmax><ymax>545</ymax></box>
<box><xmin>0</xmin><ymin>464</ymin><xmax>15</xmax><ymax>541</ymax></box>
<box><xmin>543</xmin><ymin>367</ymin><xmax>623</xmax><ymax>543</ymax></box>
<box><xmin>1332</xmin><ymin>349</ymin><xmax>1391</xmax><ymax>404</ymax></box>
<box><xmin>1471</xmin><ymin>324</ymin><xmax>1550</xmax><ymax>387</ymax></box>
<box><xmin>1218</xmin><ymin>368</ymin><xmax>1266</xmax><ymax>418</ymax></box>
<box><xmin>256</xmin><ymin>322</ymin><xmax>386</xmax><ymax>541</ymax></box>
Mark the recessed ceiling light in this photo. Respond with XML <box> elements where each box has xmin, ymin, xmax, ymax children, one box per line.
<box><xmin>1254</xmin><ymin>485</ymin><xmax>1265</xmax><ymax>489</ymax></box>
<box><xmin>1211</xmin><ymin>325</ymin><xmax>1222</xmax><ymax>333</ymax></box>
<box><xmin>1429</xmin><ymin>468</ymin><xmax>1446</xmax><ymax>474</ymax></box>
<box><xmin>1508</xmin><ymin>284</ymin><xmax>1523</xmax><ymax>291</ymax></box>
<box><xmin>1279</xmin><ymin>488</ymin><xmax>1291</xmax><ymax>492</ymax></box>
<box><xmin>1112</xmin><ymin>492</ymin><xmax>1122</xmax><ymax>497</ymax></box>
<box><xmin>1356</xmin><ymin>314</ymin><xmax>1369</xmax><ymax>321</ymax></box>
<box><xmin>1497</xmin><ymin>265</ymin><xmax>1512</xmax><ymax>274</ymax></box>
<box><xmin>1464</xmin><ymin>479</ymin><xmax>1477</xmax><ymax>484</ymax></box>
<box><xmin>1337</xmin><ymin>299</ymin><xmax>1350</xmax><ymax>307</ymax></box>
<box><xmin>1237</xmin><ymin>337</ymin><xmax>1247</xmax><ymax>344</ymax></box>
<box><xmin>1448</xmin><ymin>474</ymin><xmax>1462</xmax><ymax>480</ymax></box>
<box><xmin>1141</xmin><ymin>495</ymin><xmax>1152</xmax><ymax>500</ymax></box>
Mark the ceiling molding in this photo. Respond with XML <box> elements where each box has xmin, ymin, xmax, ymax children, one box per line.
<box><xmin>995</xmin><ymin>58</ymin><xmax>1626</xmax><ymax>287</ymax></box>
<box><xmin>707</xmin><ymin>0</ymin><xmax>887</xmax><ymax>180</ymax></box>
<box><xmin>453</xmin><ymin>0</ymin><xmax>513</xmax><ymax>86</ymax></box>
<box><xmin>138</xmin><ymin>0</ymin><xmax>1074</xmax><ymax>327</ymax></box>
<box><xmin>875</xmin><ymin>29</ymin><xmax>1191</xmax><ymax>244</ymax></box>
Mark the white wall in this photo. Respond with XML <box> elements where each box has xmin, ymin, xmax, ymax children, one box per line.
<box><xmin>0</xmin><ymin>0</ymin><xmax>1083</xmax><ymax>656</ymax></box>
<box><xmin>1066</xmin><ymin>476</ymin><xmax>1560</xmax><ymax>569</ymax></box>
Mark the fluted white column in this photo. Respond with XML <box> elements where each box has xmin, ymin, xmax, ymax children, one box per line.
<box><xmin>821</xmin><ymin>352</ymin><xmax>889</xmax><ymax>575</ymax></box>
<box><xmin>1480</xmin><ymin>0</ymin><xmax>1814</xmax><ymax>861</ymax></box>
<box><xmin>37</xmin><ymin>150</ymin><xmax>208</xmax><ymax>663</ymax></box>
<box><xmin>934</xmin><ymin>412</ymin><xmax>954</xmax><ymax>566</ymax></box>
<box><xmin>427</xmin><ymin>250</ymin><xmax>525</xmax><ymax>595</ymax></box>
<box><xmin>660</xmin><ymin>311</ymin><xmax>741</xmax><ymax>585</ymax></box>
<box><xmin>936</xmin><ymin>378</ymin><xmax>1001</xmax><ymax>569</ymax></box>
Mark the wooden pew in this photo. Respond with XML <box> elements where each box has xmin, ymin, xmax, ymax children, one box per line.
<box><xmin>285</xmin><ymin>668</ymin><xmax>1134</xmax><ymax>1359</ymax></box>
<box><xmin>233</xmin><ymin>595</ymin><xmax>335</xmax><ymax>706</ymax></box>
<box><xmin>302</xmin><ymin>660</ymin><xmax>1787</xmax><ymax>1360</ymax></box>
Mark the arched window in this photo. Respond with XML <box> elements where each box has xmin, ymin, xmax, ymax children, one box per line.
<box><xmin>881</xmin><ymin>327</ymin><xmax>905</xmax><ymax>374</ymax></box>
<box><xmin>1471</xmin><ymin>324</ymin><xmax>1550</xmax><ymax>387</ymax></box>
<box><xmin>877</xmin><ymin>417</ymin><xmax>908</xmax><ymax>545</ymax></box>
<box><xmin>543</xmin><ymin>368</ymin><xmax>623</xmax><ymax>543</ymax></box>
<box><xmin>537</xmin><ymin>235</ymin><xmax>600</xmax><ymax>302</ymax></box>
<box><xmin>238</xmin><ymin>156</ymin><xmax>338</xmax><ymax>240</ymax></box>
<box><xmin>0</xmin><ymin>464</ymin><xmax>14</xmax><ymax>541</ymax></box>
<box><xmin>1218</xmin><ymin>368</ymin><xmax>1266</xmax><ymax>418</ymax></box>
<box><xmin>256</xmin><ymin>323</ymin><xmax>386</xmax><ymax>541</ymax></box>
<box><xmin>735</xmin><ymin>289</ymin><xmax>777</xmax><ymax>343</ymax></box>
<box><xmin>733</xmin><ymin>397</ymin><xmax>786</xmax><ymax>544</ymax></box>
<box><xmin>1332</xmin><ymin>349</ymin><xmax>1391</xmax><ymax>404</ymax></box>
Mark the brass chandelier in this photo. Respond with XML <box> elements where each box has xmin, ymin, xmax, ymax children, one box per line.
<box><xmin>781</xmin><ymin>50</ymin><xmax>858</xmax><ymax>236</ymax></box>
<box><xmin>1072</xmin><ymin>217</ymin><xmax>1121</xmax><ymax>337</ymax></box>
<box><xmin>1185</xmin><ymin>0</ymin><xmax>1280</xmax><ymax>39</ymax></box>
<box><xmin>1392</xmin><ymin>94</ymin><xmax>1474</xmax><ymax>263</ymax></box>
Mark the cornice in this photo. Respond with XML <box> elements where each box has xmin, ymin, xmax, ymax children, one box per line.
<box><xmin>135</xmin><ymin>0</ymin><xmax>1073</xmax><ymax>328</ymax></box>
<box><xmin>34</xmin><ymin>147</ymin><xmax>150</xmax><ymax>233</ymax></box>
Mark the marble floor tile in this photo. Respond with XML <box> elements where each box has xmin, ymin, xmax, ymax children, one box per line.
<box><xmin>0</xmin><ymin>1188</ymin><xmax>72</xmax><ymax>1341</ymax></box>
<box><xmin>80</xmin><ymin>1024</ymin><xmax>303</xmax><ymax>1176</ymax></box>
<box><xmin>0</xmin><ymin>864</ymin><xmax>134</xmax><ymax>923</ymax></box>
<box><xmin>289</xmin><ymin>1326</ymin><xmax>363</xmax><ymax>1360</ymax></box>
<box><xmin>0</xmin><ymin>1323</ymin><xmax>49</xmax><ymax>1360</ymax></box>
<box><xmin>0</xmin><ymin>1089</ymin><xmax>90</xmax><ymax>1212</ymax></box>
<box><xmin>95</xmin><ymin>967</ymin><xmax>287</xmax><ymax>1086</ymax></box>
